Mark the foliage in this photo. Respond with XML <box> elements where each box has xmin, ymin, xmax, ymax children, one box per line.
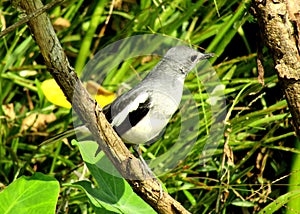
<box><xmin>0</xmin><ymin>0</ymin><xmax>298</xmax><ymax>213</ymax></box>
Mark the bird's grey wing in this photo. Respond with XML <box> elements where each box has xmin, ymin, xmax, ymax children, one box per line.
<box><xmin>103</xmin><ymin>90</ymin><xmax>151</xmax><ymax>136</ymax></box>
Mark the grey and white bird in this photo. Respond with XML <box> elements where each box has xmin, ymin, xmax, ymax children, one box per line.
<box><xmin>43</xmin><ymin>46</ymin><xmax>213</xmax><ymax>160</ymax></box>
<box><xmin>102</xmin><ymin>46</ymin><xmax>213</xmax><ymax>146</ymax></box>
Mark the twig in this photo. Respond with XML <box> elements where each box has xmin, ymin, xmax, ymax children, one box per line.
<box><xmin>0</xmin><ymin>0</ymin><xmax>64</xmax><ymax>38</ymax></box>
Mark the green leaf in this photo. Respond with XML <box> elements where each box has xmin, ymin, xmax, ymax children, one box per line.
<box><xmin>287</xmin><ymin>138</ymin><xmax>300</xmax><ymax>214</ymax></box>
<box><xmin>72</xmin><ymin>140</ymin><xmax>155</xmax><ymax>214</ymax></box>
<box><xmin>231</xmin><ymin>199</ymin><xmax>255</xmax><ymax>207</ymax></box>
<box><xmin>75</xmin><ymin>0</ymin><xmax>108</xmax><ymax>75</ymax></box>
<box><xmin>0</xmin><ymin>173</ymin><xmax>59</xmax><ymax>214</ymax></box>
<box><xmin>258</xmin><ymin>189</ymin><xmax>300</xmax><ymax>214</ymax></box>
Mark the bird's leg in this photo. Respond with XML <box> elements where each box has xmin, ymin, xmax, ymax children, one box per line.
<box><xmin>132</xmin><ymin>144</ymin><xmax>150</xmax><ymax>174</ymax></box>
<box><xmin>132</xmin><ymin>144</ymin><xmax>163</xmax><ymax>199</ymax></box>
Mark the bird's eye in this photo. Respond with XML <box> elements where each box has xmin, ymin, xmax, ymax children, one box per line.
<box><xmin>179</xmin><ymin>67</ymin><xmax>185</xmax><ymax>74</ymax></box>
<box><xmin>191</xmin><ymin>55</ymin><xmax>198</xmax><ymax>62</ymax></box>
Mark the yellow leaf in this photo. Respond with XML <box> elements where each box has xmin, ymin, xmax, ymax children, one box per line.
<box><xmin>41</xmin><ymin>79</ymin><xmax>116</xmax><ymax>109</ymax></box>
<box><xmin>86</xmin><ymin>80</ymin><xmax>116</xmax><ymax>107</ymax></box>
<box><xmin>95</xmin><ymin>93</ymin><xmax>116</xmax><ymax>107</ymax></box>
<box><xmin>41</xmin><ymin>79</ymin><xmax>71</xmax><ymax>109</ymax></box>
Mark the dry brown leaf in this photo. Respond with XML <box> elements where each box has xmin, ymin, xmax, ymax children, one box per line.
<box><xmin>257</xmin><ymin>55</ymin><xmax>265</xmax><ymax>86</ymax></box>
<box><xmin>53</xmin><ymin>17</ymin><xmax>70</xmax><ymax>31</ymax></box>
<box><xmin>224</xmin><ymin>140</ymin><xmax>234</xmax><ymax>166</ymax></box>
<box><xmin>2</xmin><ymin>103</ymin><xmax>16</xmax><ymax>120</ymax></box>
<box><xmin>21</xmin><ymin>112</ymin><xmax>56</xmax><ymax>132</ymax></box>
<box><xmin>85</xmin><ymin>80</ymin><xmax>115</xmax><ymax>96</ymax></box>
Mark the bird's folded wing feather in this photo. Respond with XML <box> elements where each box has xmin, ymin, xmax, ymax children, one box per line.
<box><xmin>103</xmin><ymin>90</ymin><xmax>151</xmax><ymax>135</ymax></box>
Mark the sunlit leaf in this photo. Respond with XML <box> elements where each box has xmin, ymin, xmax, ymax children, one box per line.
<box><xmin>41</xmin><ymin>78</ymin><xmax>71</xmax><ymax>109</ymax></box>
<box><xmin>41</xmin><ymin>79</ymin><xmax>116</xmax><ymax>109</ymax></box>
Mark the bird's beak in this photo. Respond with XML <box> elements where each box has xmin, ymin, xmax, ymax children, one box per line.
<box><xmin>201</xmin><ymin>53</ymin><xmax>214</xmax><ymax>60</ymax></box>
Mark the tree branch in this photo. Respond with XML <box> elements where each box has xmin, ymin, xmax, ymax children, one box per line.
<box><xmin>252</xmin><ymin>0</ymin><xmax>300</xmax><ymax>137</ymax></box>
<box><xmin>15</xmin><ymin>0</ymin><xmax>191</xmax><ymax>213</ymax></box>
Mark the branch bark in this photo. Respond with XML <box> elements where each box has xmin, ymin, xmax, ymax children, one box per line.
<box><xmin>15</xmin><ymin>0</ymin><xmax>190</xmax><ymax>213</ymax></box>
<box><xmin>252</xmin><ymin>0</ymin><xmax>300</xmax><ymax>136</ymax></box>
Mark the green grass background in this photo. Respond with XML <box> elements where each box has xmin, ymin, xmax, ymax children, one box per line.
<box><xmin>1</xmin><ymin>0</ymin><xmax>299</xmax><ymax>213</ymax></box>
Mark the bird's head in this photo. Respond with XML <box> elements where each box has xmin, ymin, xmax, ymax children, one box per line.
<box><xmin>163</xmin><ymin>46</ymin><xmax>214</xmax><ymax>76</ymax></box>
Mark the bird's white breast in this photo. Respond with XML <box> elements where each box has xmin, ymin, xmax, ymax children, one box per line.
<box><xmin>121</xmin><ymin>90</ymin><xmax>180</xmax><ymax>144</ymax></box>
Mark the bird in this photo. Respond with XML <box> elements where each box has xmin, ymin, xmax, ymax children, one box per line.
<box><xmin>102</xmin><ymin>46</ymin><xmax>213</xmax><ymax>148</ymax></box>
<box><xmin>42</xmin><ymin>46</ymin><xmax>213</xmax><ymax>168</ymax></box>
